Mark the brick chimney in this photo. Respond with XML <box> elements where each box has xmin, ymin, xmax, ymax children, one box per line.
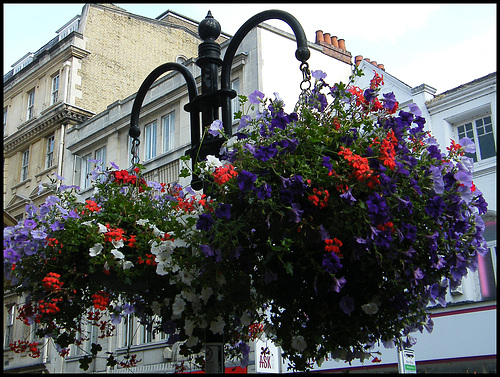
<box><xmin>314</xmin><ymin>30</ymin><xmax>351</xmax><ymax>64</ymax></box>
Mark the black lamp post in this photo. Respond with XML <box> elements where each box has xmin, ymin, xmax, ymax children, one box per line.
<box><xmin>129</xmin><ymin>9</ymin><xmax>310</xmax><ymax>373</ymax></box>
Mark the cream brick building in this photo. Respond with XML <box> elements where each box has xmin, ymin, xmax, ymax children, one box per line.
<box><xmin>3</xmin><ymin>3</ymin><xmax>228</xmax><ymax>223</ymax></box>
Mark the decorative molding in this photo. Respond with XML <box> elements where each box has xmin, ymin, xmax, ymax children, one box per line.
<box><xmin>4</xmin><ymin>104</ymin><xmax>94</xmax><ymax>156</ymax></box>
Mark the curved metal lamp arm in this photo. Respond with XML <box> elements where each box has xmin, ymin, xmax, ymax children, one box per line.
<box><xmin>220</xmin><ymin>9</ymin><xmax>311</xmax><ymax>133</ymax></box>
<box><xmin>129</xmin><ymin>62</ymin><xmax>199</xmax><ymax>161</ymax></box>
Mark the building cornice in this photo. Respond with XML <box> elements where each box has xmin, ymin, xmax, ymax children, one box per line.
<box><xmin>3</xmin><ymin>103</ymin><xmax>94</xmax><ymax>156</ymax></box>
<box><xmin>426</xmin><ymin>72</ymin><xmax>496</xmax><ymax>113</ymax></box>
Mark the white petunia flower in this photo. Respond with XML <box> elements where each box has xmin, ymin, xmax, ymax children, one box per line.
<box><xmin>121</xmin><ymin>260</ymin><xmax>134</xmax><ymax>270</ymax></box>
<box><xmin>112</xmin><ymin>239</ymin><xmax>124</xmax><ymax>249</ymax></box>
<box><xmin>89</xmin><ymin>243</ymin><xmax>103</xmax><ymax>257</ymax></box>
<box><xmin>111</xmin><ymin>249</ymin><xmax>125</xmax><ymax>259</ymax></box>
<box><xmin>152</xmin><ymin>301</ymin><xmax>162</xmax><ymax>315</ymax></box>
<box><xmin>136</xmin><ymin>219</ymin><xmax>149</xmax><ymax>226</ymax></box>
<box><xmin>172</xmin><ymin>294</ymin><xmax>186</xmax><ymax>319</ymax></box>
<box><xmin>149</xmin><ymin>224</ymin><xmax>164</xmax><ymax>237</ymax></box>
<box><xmin>156</xmin><ymin>262</ymin><xmax>169</xmax><ymax>276</ymax></box>
<box><xmin>361</xmin><ymin>302</ymin><xmax>379</xmax><ymax>315</ymax></box>
<box><xmin>185</xmin><ymin>336</ymin><xmax>199</xmax><ymax>347</ymax></box>
<box><xmin>82</xmin><ymin>221</ymin><xmax>93</xmax><ymax>227</ymax></box>
<box><xmin>240</xmin><ymin>312</ymin><xmax>251</xmax><ymax>326</ymax></box>
<box><xmin>201</xmin><ymin>287</ymin><xmax>213</xmax><ymax>305</ymax></box>
<box><xmin>180</xmin><ymin>270</ymin><xmax>193</xmax><ymax>286</ymax></box>
<box><xmin>97</xmin><ymin>223</ymin><xmax>108</xmax><ymax>233</ymax></box>
<box><xmin>209</xmin><ymin>316</ymin><xmax>225</xmax><ymax>335</ymax></box>
<box><xmin>291</xmin><ymin>335</ymin><xmax>307</xmax><ymax>352</ymax></box>
<box><xmin>184</xmin><ymin>319</ymin><xmax>195</xmax><ymax>337</ymax></box>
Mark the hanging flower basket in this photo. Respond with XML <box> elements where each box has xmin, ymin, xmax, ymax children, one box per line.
<box><xmin>4</xmin><ymin>69</ymin><xmax>488</xmax><ymax>372</ymax></box>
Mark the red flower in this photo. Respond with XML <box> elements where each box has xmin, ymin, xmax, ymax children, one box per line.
<box><xmin>42</xmin><ymin>272</ymin><xmax>64</xmax><ymax>291</ymax></box>
<box><xmin>84</xmin><ymin>199</ymin><xmax>101</xmax><ymax>213</ymax></box>
<box><xmin>325</xmin><ymin>238</ymin><xmax>343</xmax><ymax>257</ymax></box>
<box><xmin>213</xmin><ymin>164</ymin><xmax>238</xmax><ymax>185</ymax></box>
<box><xmin>92</xmin><ymin>291</ymin><xmax>111</xmax><ymax>310</ymax></box>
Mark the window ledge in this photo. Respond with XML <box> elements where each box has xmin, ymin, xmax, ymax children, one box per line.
<box><xmin>35</xmin><ymin>165</ymin><xmax>58</xmax><ymax>179</ymax></box>
<box><xmin>11</xmin><ymin>178</ymin><xmax>32</xmax><ymax>190</ymax></box>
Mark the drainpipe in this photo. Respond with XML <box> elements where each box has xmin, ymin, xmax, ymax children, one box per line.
<box><xmin>57</xmin><ymin>123</ymin><xmax>65</xmax><ymax>183</ymax></box>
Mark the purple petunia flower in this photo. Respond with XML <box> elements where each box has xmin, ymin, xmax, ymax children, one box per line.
<box><xmin>4</xmin><ymin>248</ymin><xmax>20</xmax><ymax>264</ymax></box>
<box><xmin>209</xmin><ymin>119</ymin><xmax>223</xmax><ymax>137</ymax></box>
<box><xmin>215</xmin><ymin>204</ymin><xmax>232</xmax><ymax>220</ymax></box>
<box><xmin>322</xmin><ymin>156</ymin><xmax>333</xmax><ymax>171</ymax></box>
<box><xmin>23</xmin><ymin>241</ymin><xmax>39</xmax><ymax>256</ymax></box>
<box><xmin>459</xmin><ymin>137</ymin><xmax>476</xmax><ymax>154</ymax></box>
<box><xmin>49</xmin><ymin>221</ymin><xmax>65</xmax><ymax>232</ymax></box>
<box><xmin>408</xmin><ymin>102</ymin><xmax>422</xmax><ymax>117</ymax></box>
<box><xmin>331</xmin><ymin>276</ymin><xmax>346</xmax><ymax>293</ymax></box>
<box><xmin>200</xmin><ymin>244</ymin><xmax>215</xmax><ymax>258</ymax></box>
<box><xmin>31</xmin><ymin>229</ymin><xmax>48</xmax><ymax>240</ymax></box>
<box><xmin>237</xmin><ymin>170</ymin><xmax>257</xmax><ymax>192</ymax></box>
<box><xmin>425</xmin><ymin>195</ymin><xmax>446</xmax><ymax>218</ymax></box>
<box><xmin>248</xmin><ymin>90</ymin><xmax>264</xmax><ymax>104</ymax></box>
<box><xmin>322</xmin><ymin>252</ymin><xmax>342</xmax><ymax>274</ymax></box>
<box><xmin>428</xmin><ymin>165</ymin><xmax>444</xmax><ymax>194</ymax></box>
<box><xmin>255</xmin><ymin>183</ymin><xmax>272</xmax><ymax>200</ymax></box>
<box><xmin>339</xmin><ymin>296</ymin><xmax>355</xmax><ymax>315</ymax></box>
<box><xmin>289</xmin><ymin>202</ymin><xmax>303</xmax><ymax>223</ymax></box>
<box><xmin>364</xmin><ymin>88</ymin><xmax>376</xmax><ymax>103</ymax></box>
<box><xmin>312</xmin><ymin>70</ymin><xmax>327</xmax><ymax>81</ymax></box>
<box><xmin>412</xmin><ymin>268</ymin><xmax>424</xmax><ymax>285</ymax></box>
<box><xmin>382</xmin><ymin>92</ymin><xmax>397</xmax><ymax>111</ymax></box>
<box><xmin>254</xmin><ymin>145</ymin><xmax>278</xmax><ymax>162</ymax></box>
<box><xmin>237</xmin><ymin>115</ymin><xmax>252</xmax><ymax>132</ymax></box>
<box><xmin>196</xmin><ymin>214</ymin><xmax>215</xmax><ymax>231</ymax></box>
<box><xmin>110</xmin><ymin>313</ymin><xmax>123</xmax><ymax>325</ymax></box>
<box><xmin>340</xmin><ymin>188</ymin><xmax>357</xmax><ymax>205</ymax></box>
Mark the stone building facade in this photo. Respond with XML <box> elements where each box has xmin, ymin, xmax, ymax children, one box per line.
<box><xmin>3</xmin><ymin>3</ymin><xmax>228</xmax><ymax>223</ymax></box>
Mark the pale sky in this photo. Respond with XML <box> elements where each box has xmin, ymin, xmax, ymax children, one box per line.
<box><xmin>3</xmin><ymin>3</ymin><xmax>497</xmax><ymax>93</ymax></box>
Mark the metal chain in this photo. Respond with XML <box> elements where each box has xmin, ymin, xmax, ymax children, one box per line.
<box><xmin>296</xmin><ymin>61</ymin><xmax>312</xmax><ymax>109</ymax></box>
<box><xmin>131</xmin><ymin>138</ymin><xmax>140</xmax><ymax>166</ymax></box>
<box><xmin>299</xmin><ymin>61</ymin><xmax>312</xmax><ymax>93</ymax></box>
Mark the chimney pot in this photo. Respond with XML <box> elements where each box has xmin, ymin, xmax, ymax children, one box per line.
<box><xmin>355</xmin><ymin>55</ymin><xmax>363</xmax><ymax>66</ymax></box>
<box><xmin>370</xmin><ymin>61</ymin><xmax>378</xmax><ymax>66</ymax></box>
<box><xmin>338</xmin><ymin>38</ymin><xmax>345</xmax><ymax>50</ymax></box>
<box><xmin>323</xmin><ymin>33</ymin><xmax>332</xmax><ymax>44</ymax></box>
<box><xmin>377</xmin><ymin>64</ymin><xmax>385</xmax><ymax>71</ymax></box>
<box><xmin>331</xmin><ymin>36</ymin><xmax>339</xmax><ymax>48</ymax></box>
<box><xmin>315</xmin><ymin>30</ymin><xmax>324</xmax><ymax>44</ymax></box>
<box><xmin>364</xmin><ymin>58</ymin><xmax>371</xmax><ymax>62</ymax></box>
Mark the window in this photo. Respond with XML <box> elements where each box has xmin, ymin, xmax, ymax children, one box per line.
<box><xmin>51</xmin><ymin>75</ymin><xmax>60</xmax><ymax>105</ymax></box>
<box><xmin>4</xmin><ymin>305</ymin><xmax>15</xmax><ymax>348</ymax></box>
<box><xmin>74</xmin><ymin>154</ymin><xmax>92</xmax><ymax>189</ymax></box>
<box><xmin>27</xmin><ymin>89</ymin><xmax>35</xmax><ymax>120</ymax></box>
<box><xmin>457</xmin><ymin>115</ymin><xmax>496</xmax><ymax>162</ymax></box>
<box><xmin>162</xmin><ymin>112</ymin><xmax>175</xmax><ymax>153</ymax></box>
<box><xmin>21</xmin><ymin>149</ymin><xmax>30</xmax><ymax>181</ymax></box>
<box><xmin>58</xmin><ymin>16</ymin><xmax>80</xmax><ymax>41</ymax></box>
<box><xmin>94</xmin><ymin>147</ymin><xmax>106</xmax><ymax>170</ymax></box>
<box><xmin>478</xmin><ymin>243</ymin><xmax>497</xmax><ymax>300</ymax></box>
<box><xmin>46</xmin><ymin>135</ymin><xmax>55</xmax><ymax>169</ymax></box>
<box><xmin>231</xmin><ymin>78</ymin><xmax>240</xmax><ymax>123</ymax></box>
<box><xmin>3</xmin><ymin>107</ymin><xmax>7</xmax><ymax>135</ymax></box>
<box><xmin>140</xmin><ymin>321</ymin><xmax>153</xmax><ymax>344</ymax></box>
<box><xmin>122</xmin><ymin>314</ymin><xmax>135</xmax><ymax>347</ymax></box>
<box><xmin>144</xmin><ymin>121</ymin><xmax>157</xmax><ymax>160</ymax></box>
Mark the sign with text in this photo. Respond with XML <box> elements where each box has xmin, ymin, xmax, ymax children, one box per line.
<box><xmin>255</xmin><ymin>337</ymin><xmax>282</xmax><ymax>373</ymax></box>
<box><xmin>398</xmin><ymin>348</ymin><xmax>416</xmax><ymax>374</ymax></box>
